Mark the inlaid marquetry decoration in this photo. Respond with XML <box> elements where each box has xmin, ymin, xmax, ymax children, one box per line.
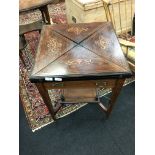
<box><xmin>66</xmin><ymin>59</ymin><xmax>92</xmax><ymax>65</ymax></box>
<box><xmin>95</xmin><ymin>35</ymin><xmax>115</xmax><ymax>51</ymax></box>
<box><xmin>31</xmin><ymin>27</ymin><xmax>77</xmax><ymax>75</ymax></box>
<box><xmin>31</xmin><ymin>22</ymin><xmax>131</xmax><ymax>79</ymax></box>
<box><xmin>49</xmin><ymin>22</ymin><xmax>104</xmax><ymax>44</ymax></box>
<box><xmin>67</xmin><ymin>27</ymin><xmax>88</xmax><ymax>35</ymax></box>
<box><xmin>80</xmin><ymin>24</ymin><xmax>129</xmax><ymax>70</ymax></box>
<box><xmin>47</xmin><ymin>38</ymin><xmax>62</xmax><ymax>54</ymax></box>
<box><xmin>30</xmin><ymin>22</ymin><xmax>132</xmax><ymax>122</ymax></box>
<box><xmin>95</xmin><ymin>36</ymin><xmax>107</xmax><ymax>50</ymax></box>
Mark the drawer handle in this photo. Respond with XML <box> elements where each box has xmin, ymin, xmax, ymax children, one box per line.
<box><xmin>52</xmin><ymin>83</ymin><xmax>64</xmax><ymax>87</ymax></box>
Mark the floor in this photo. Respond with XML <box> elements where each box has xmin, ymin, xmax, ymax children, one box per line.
<box><xmin>19</xmin><ymin>82</ymin><xmax>135</xmax><ymax>155</ymax></box>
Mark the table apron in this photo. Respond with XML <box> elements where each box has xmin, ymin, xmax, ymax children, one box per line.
<box><xmin>43</xmin><ymin>79</ymin><xmax>117</xmax><ymax>89</ymax></box>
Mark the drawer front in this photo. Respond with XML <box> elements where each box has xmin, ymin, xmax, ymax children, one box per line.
<box><xmin>95</xmin><ymin>79</ymin><xmax>116</xmax><ymax>88</ymax></box>
<box><xmin>44</xmin><ymin>79</ymin><xmax>116</xmax><ymax>89</ymax></box>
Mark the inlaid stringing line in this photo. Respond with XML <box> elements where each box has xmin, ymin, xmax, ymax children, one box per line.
<box><xmin>67</xmin><ymin>27</ymin><xmax>88</xmax><ymax>35</ymax></box>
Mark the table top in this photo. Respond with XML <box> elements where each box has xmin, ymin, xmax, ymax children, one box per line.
<box><xmin>19</xmin><ymin>0</ymin><xmax>53</xmax><ymax>12</ymax></box>
<box><xmin>30</xmin><ymin>22</ymin><xmax>132</xmax><ymax>82</ymax></box>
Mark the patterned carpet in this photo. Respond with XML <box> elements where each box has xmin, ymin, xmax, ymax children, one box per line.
<box><xmin>19</xmin><ymin>2</ymin><xmax>134</xmax><ymax>132</ymax></box>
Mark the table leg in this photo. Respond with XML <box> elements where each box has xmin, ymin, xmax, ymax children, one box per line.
<box><xmin>40</xmin><ymin>5</ymin><xmax>51</xmax><ymax>24</ymax></box>
<box><xmin>35</xmin><ymin>83</ymin><xmax>56</xmax><ymax>120</ymax></box>
<box><xmin>106</xmin><ymin>79</ymin><xmax>125</xmax><ymax>117</ymax></box>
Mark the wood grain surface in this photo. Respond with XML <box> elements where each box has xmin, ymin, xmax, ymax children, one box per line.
<box><xmin>30</xmin><ymin>22</ymin><xmax>132</xmax><ymax>82</ymax></box>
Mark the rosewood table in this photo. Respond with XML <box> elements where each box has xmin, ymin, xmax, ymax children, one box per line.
<box><xmin>30</xmin><ymin>22</ymin><xmax>132</xmax><ymax>120</ymax></box>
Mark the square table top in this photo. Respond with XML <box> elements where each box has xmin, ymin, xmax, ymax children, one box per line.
<box><xmin>30</xmin><ymin>22</ymin><xmax>132</xmax><ymax>82</ymax></box>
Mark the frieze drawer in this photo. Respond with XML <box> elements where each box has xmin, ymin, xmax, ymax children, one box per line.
<box><xmin>44</xmin><ymin>79</ymin><xmax>116</xmax><ymax>89</ymax></box>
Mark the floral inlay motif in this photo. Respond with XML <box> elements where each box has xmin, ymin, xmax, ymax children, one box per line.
<box><xmin>95</xmin><ymin>35</ymin><xmax>108</xmax><ymax>50</ymax></box>
<box><xmin>47</xmin><ymin>38</ymin><xmax>62</xmax><ymax>56</ymax></box>
<box><xmin>66</xmin><ymin>59</ymin><xmax>92</xmax><ymax>65</ymax></box>
<box><xmin>67</xmin><ymin>27</ymin><xmax>88</xmax><ymax>35</ymax></box>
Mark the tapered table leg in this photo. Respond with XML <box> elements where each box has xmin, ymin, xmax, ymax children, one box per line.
<box><xmin>106</xmin><ymin>79</ymin><xmax>125</xmax><ymax>117</ymax></box>
<box><xmin>36</xmin><ymin>83</ymin><xmax>56</xmax><ymax>120</ymax></box>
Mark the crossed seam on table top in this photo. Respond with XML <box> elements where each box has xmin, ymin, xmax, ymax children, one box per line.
<box><xmin>31</xmin><ymin>23</ymin><xmax>130</xmax><ymax>76</ymax></box>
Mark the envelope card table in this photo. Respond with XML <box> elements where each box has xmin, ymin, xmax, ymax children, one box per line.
<box><xmin>30</xmin><ymin>22</ymin><xmax>132</xmax><ymax>120</ymax></box>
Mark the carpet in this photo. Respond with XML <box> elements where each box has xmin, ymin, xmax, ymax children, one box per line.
<box><xmin>19</xmin><ymin>2</ymin><xmax>134</xmax><ymax>132</ymax></box>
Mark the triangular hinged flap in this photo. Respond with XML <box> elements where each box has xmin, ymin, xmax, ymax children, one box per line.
<box><xmin>80</xmin><ymin>22</ymin><xmax>130</xmax><ymax>71</ymax></box>
<box><xmin>31</xmin><ymin>26</ymin><xmax>77</xmax><ymax>75</ymax></box>
<box><xmin>34</xmin><ymin>45</ymin><xmax>127</xmax><ymax>77</ymax></box>
<box><xmin>51</xmin><ymin>22</ymin><xmax>105</xmax><ymax>44</ymax></box>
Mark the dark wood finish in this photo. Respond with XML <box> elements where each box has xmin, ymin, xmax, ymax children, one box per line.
<box><xmin>50</xmin><ymin>22</ymin><xmax>104</xmax><ymax>43</ymax></box>
<box><xmin>43</xmin><ymin>79</ymin><xmax>116</xmax><ymax>89</ymax></box>
<box><xmin>35</xmin><ymin>83</ymin><xmax>56</xmax><ymax>120</ymax></box>
<box><xmin>32</xmin><ymin>45</ymin><xmax>128</xmax><ymax>77</ymax></box>
<box><xmin>62</xmin><ymin>88</ymin><xmax>97</xmax><ymax>103</ymax></box>
<box><xmin>39</xmin><ymin>5</ymin><xmax>51</xmax><ymax>24</ymax></box>
<box><xmin>31</xmin><ymin>23</ymin><xmax>131</xmax><ymax>81</ymax></box>
<box><xmin>106</xmin><ymin>79</ymin><xmax>125</xmax><ymax>116</ymax></box>
<box><xmin>31</xmin><ymin>27</ymin><xmax>77</xmax><ymax>75</ymax></box>
<box><xmin>30</xmin><ymin>22</ymin><xmax>132</xmax><ymax>120</ymax></box>
<box><xmin>80</xmin><ymin>23</ymin><xmax>129</xmax><ymax>70</ymax></box>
